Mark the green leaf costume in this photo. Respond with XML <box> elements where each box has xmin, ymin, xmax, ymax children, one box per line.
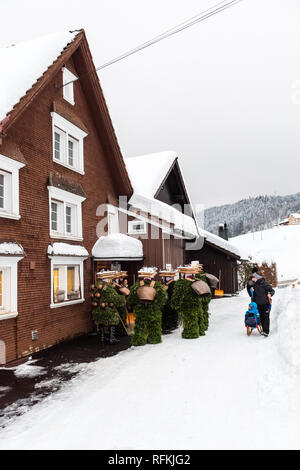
<box><xmin>91</xmin><ymin>282</ymin><xmax>123</xmax><ymax>326</ymax></box>
<box><xmin>127</xmin><ymin>279</ymin><xmax>168</xmax><ymax>346</ymax></box>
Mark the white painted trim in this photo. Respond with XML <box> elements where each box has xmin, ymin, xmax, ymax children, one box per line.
<box><xmin>0</xmin><ymin>154</ymin><xmax>25</xmax><ymax>220</ymax></box>
<box><xmin>107</xmin><ymin>204</ymin><xmax>119</xmax><ymax>234</ymax></box>
<box><xmin>48</xmin><ymin>186</ymin><xmax>85</xmax><ymax>240</ymax></box>
<box><xmin>47</xmin><ymin>186</ymin><xmax>86</xmax><ymax>204</ymax></box>
<box><xmin>51</xmin><ymin>112</ymin><xmax>88</xmax><ymax>174</ymax></box>
<box><xmin>0</xmin><ymin>312</ymin><xmax>18</xmax><ymax>321</ymax></box>
<box><xmin>0</xmin><ymin>255</ymin><xmax>23</xmax><ymax>318</ymax></box>
<box><xmin>128</xmin><ymin>219</ymin><xmax>148</xmax><ymax>235</ymax></box>
<box><xmin>62</xmin><ymin>67</ymin><xmax>77</xmax><ymax>105</ymax></box>
<box><xmin>50</xmin><ymin>234</ymin><xmax>84</xmax><ymax>242</ymax></box>
<box><xmin>49</xmin><ymin>256</ymin><xmax>87</xmax><ymax>308</ymax></box>
<box><xmin>0</xmin><ymin>212</ymin><xmax>21</xmax><ymax>221</ymax></box>
<box><xmin>50</xmin><ymin>299</ymin><xmax>85</xmax><ymax>309</ymax></box>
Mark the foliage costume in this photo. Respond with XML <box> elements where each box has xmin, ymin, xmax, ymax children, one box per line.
<box><xmin>170</xmin><ymin>274</ymin><xmax>212</xmax><ymax>339</ymax></box>
<box><xmin>91</xmin><ymin>281</ymin><xmax>124</xmax><ymax>344</ymax></box>
<box><xmin>127</xmin><ymin>279</ymin><xmax>168</xmax><ymax>346</ymax></box>
<box><xmin>161</xmin><ymin>280</ymin><xmax>179</xmax><ymax>333</ymax></box>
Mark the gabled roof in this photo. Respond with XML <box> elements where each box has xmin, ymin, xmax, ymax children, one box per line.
<box><xmin>126</xmin><ymin>151</ymin><xmax>178</xmax><ymax>199</ymax></box>
<box><xmin>0</xmin><ymin>31</ymin><xmax>78</xmax><ymax>124</ymax></box>
<box><xmin>125</xmin><ymin>151</ymin><xmax>198</xmax><ymax>239</ymax></box>
<box><xmin>0</xmin><ymin>30</ymin><xmax>132</xmax><ymax>196</ymax></box>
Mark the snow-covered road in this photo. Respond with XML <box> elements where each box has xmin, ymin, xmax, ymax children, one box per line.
<box><xmin>1</xmin><ymin>288</ymin><xmax>300</xmax><ymax>450</ymax></box>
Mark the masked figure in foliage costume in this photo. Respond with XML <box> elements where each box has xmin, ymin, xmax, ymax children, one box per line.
<box><xmin>160</xmin><ymin>275</ymin><xmax>179</xmax><ymax>333</ymax></box>
<box><xmin>91</xmin><ymin>279</ymin><xmax>125</xmax><ymax>344</ymax></box>
<box><xmin>127</xmin><ymin>274</ymin><xmax>168</xmax><ymax>346</ymax></box>
<box><xmin>170</xmin><ymin>271</ymin><xmax>212</xmax><ymax>339</ymax></box>
<box><xmin>194</xmin><ymin>273</ymin><xmax>212</xmax><ymax>334</ymax></box>
<box><xmin>113</xmin><ymin>277</ymin><xmax>130</xmax><ymax>337</ymax></box>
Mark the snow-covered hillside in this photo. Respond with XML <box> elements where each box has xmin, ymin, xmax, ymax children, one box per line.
<box><xmin>231</xmin><ymin>225</ymin><xmax>300</xmax><ymax>282</ymax></box>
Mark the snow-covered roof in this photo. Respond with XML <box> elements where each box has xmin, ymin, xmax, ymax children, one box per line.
<box><xmin>125</xmin><ymin>151</ymin><xmax>178</xmax><ymax>198</ymax></box>
<box><xmin>92</xmin><ymin>233</ymin><xmax>143</xmax><ymax>260</ymax></box>
<box><xmin>198</xmin><ymin>228</ymin><xmax>241</xmax><ymax>258</ymax></box>
<box><xmin>0</xmin><ymin>31</ymin><xmax>77</xmax><ymax>123</ymax></box>
<box><xmin>0</xmin><ymin>242</ymin><xmax>24</xmax><ymax>256</ymax></box>
<box><xmin>290</xmin><ymin>213</ymin><xmax>300</xmax><ymax>219</ymax></box>
<box><xmin>129</xmin><ymin>193</ymin><xmax>198</xmax><ymax>239</ymax></box>
<box><xmin>125</xmin><ymin>151</ymin><xmax>198</xmax><ymax>239</ymax></box>
<box><xmin>47</xmin><ymin>243</ymin><xmax>89</xmax><ymax>257</ymax></box>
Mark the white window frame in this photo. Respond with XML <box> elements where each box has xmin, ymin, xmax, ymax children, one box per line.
<box><xmin>49</xmin><ymin>256</ymin><xmax>87</xmax><ymax>309</ymax></box>
<box><xmin>48</xmin><ymin>186</ymin><xmax>85</xmax><ymax>241</ymax></box>
<box><xmin>62</xmin><ymin>67</ymin><xmax>77</xmax><ymax>105</ymax></box>
<box><xmin>0</xmin><ymin>255</ymin><xmax>24</xmax><ymax>321</ymax></box>
<box><xmin>107</xmin><ymin>205</ymin><xmax>119</xmax><ymax>234</ymax></box>
<box><xmin>51</xmin><ymin>112</ymin><xmax>88</xmax><ymax>175</ymax></box>
<box><xmin>128</xmin><ymin>219</ymin><xmax>148</xmax><ymax>235</ymax></box>
<box><xmin>0</xmin><ymin>154</ymin><xmax>25</xmax><ymax>221</ymax></box>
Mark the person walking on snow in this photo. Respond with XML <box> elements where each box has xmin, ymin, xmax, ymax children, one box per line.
<box><xmin>252</xmin><ymin>273</ymin><xmax>275</xmax><ymax>337</ymax></box>
<box><xmin>247</xmin><ymin>266</ymin><xmax>259</xmax><ymax>297</ymax></box>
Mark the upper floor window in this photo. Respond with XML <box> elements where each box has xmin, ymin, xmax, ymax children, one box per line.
<box><xmin>0</xmin><ymin>154</ymin><xmax>25</xmax><ymax>221</ymax></box>
<box><xmin>48</xmin><ymin>185</ymin><xmax>86</xmax><ymax>241</ymax></box>
<box><xmin>128</xmin><ymin>219</ymin><xmax>147</xmax><ymax>235</ymax></box>
<box><xmin>107</xmin><ymin>205</ymin><xmax>119</xmax><ymax>234</ymax></box>
<box><xmin>62</xmin><ymin>67</ymin><xmax>77</xmax><ymax>105</ymax></box>
<box><xmin>51</xmin><ymin>112</ymin><xmax>88</xmax><ymax>175</ymax></box>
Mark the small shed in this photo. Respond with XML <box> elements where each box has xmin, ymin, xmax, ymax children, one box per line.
<box><xmin>185</xmin><ymin>229</ymin><xmax>241</xmax><ymax>295</ymax></box>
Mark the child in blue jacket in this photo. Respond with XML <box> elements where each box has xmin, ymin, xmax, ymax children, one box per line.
<box><xmin>245</xmin><ymin>301</ymin><xmax>262</xmax><ymax>335</ymax></box>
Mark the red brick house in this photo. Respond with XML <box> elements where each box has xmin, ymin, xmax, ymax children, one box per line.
<box><xmin>0</xmin><ymin>30</ymin><xmax>135</xmax><ymax>364</ymax></box>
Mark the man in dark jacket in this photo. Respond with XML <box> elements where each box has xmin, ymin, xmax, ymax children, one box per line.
<box><xmin>252</xmin><ymin>273</ymin><xmax>275</xmax><ymax>337</ymax></box>
<box><xmin>247</xmin><ymin>267</ymin><xmax>259</xmax><ymax>297</ymax></box>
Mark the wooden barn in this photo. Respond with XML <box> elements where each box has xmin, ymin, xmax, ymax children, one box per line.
<box><xmin>185</xmin><ymin>228</ymin><xmax>241</xmax><ymax>294</ymax></box>
<box><xmin>123</xmin><ymin>151</ymin><xmax>198</xmax><ymax>278</ymax></box>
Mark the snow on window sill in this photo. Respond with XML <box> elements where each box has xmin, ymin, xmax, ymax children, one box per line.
<box><xmin>0</xmin><ymin>212</ymin><xmax>21</xmax><ymax>221</ymax></box>
<box><xmin>53</xmin><ymin>159</ymin><xmax>84</xmax><ymax>175</ymax></box>
<box><xmin>50</xmin><ymin>299</ymin><xmax>85</xmax><ymax>309</ymax></box>
<box><xmin>0</xmin><ymin>312</ymin><xmax>18</xmax><ymax>321</ymax></box>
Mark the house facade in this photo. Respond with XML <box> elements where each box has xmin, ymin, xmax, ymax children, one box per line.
<box><xmin>278</xmin><ymin>213</ymin><xmax>300</xmax><ymax>226</ymax></box>
<box><xmin>0</xmin><ymin>31</ymin><xmax>133</xmax><ymax>364</ymax></box>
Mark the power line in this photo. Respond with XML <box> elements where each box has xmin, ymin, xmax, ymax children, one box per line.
<box><xmin>62</xmin><ymin>0</ymin><xmax>244</xmax><ymax>88</ymax></box>
<box><xmin>96</xmin><ymin>0</ymin><xmax>243</xmax><ymax>72</ymax></box>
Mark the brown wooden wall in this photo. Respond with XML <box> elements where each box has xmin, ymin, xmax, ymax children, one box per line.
<box><xmin>185</xmin><ymin>243</ymin><xmax>239</xmax><ymax>294</ymax></box>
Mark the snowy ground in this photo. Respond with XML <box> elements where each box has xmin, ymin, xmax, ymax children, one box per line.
<box><xmin>1</xmin><ymin>287</ymin><xmax>300</xmax><ymax>450</ymax></box>
<box><xmin>231</xmin><ymin>224</ymin><xmax>300</xmax><ymax>282</ymax></box>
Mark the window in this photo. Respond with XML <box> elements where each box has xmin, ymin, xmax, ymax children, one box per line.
<box><xmin>48</xmin><ymin>186</ymin><xmax>85</xmax><ymax>241</ymax></box>
<box><xmin>54</xmin><ymin>128</ymin><xmax>65</xmax><ymax>161</ymax></box>
<box><xmin>52</xmin><ymin>264</ymin><xmax>81</xmax><ymax>304</ymax></box>
<box><xmin>51</xmin><ymin>112</ymin><xmax>88</xmax><ymax>174</ymax></box>
<box><xmin>107</xmin><ymin>205</ymin><xmax>119</xmax><ymax>234</ymax></box>
<box><xmin>62</xmin><ymin>67</ymin><xmax>77</xmax><ymax>105</ymax></box>
<box><xmin>0</xmin><ymin>154</ymin><xmax>25</xmax><ymax>220</ymax></box>
<box><xmin>53</xmin><ymin>126</ymin><xmax>80</xmax><ymax>171</ymax></box>
<box><xmin>0</xmin><ymin>253</ymin><xmax>24</xmax><ymax>320</ymax></box>
<box><xmin>49</xmin><ymin>254</ymin><xmax>87</xmax><ymax>309</ymax></box>
<box><xmin>128</xmin><ymin>219</ymin><xmax>147</xmax><ymax>235</ymax></box>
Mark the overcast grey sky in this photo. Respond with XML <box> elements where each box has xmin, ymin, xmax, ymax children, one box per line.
<box><xmin>1</xmin><ymin>0</ymin><xmax>300</xmax><ymax>208</ymax></box>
